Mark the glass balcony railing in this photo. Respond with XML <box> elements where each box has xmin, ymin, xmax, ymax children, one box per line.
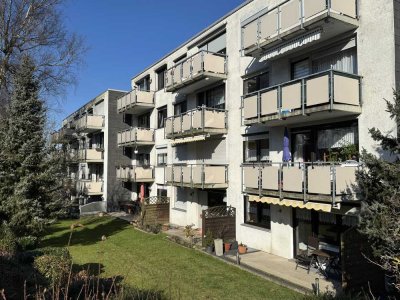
<box><xmin>117</xmin><ymin>89</ymin><xmax>154</xmax><ymax>114</ymax></box>
<box><xmin>165</xmin><ymin>164</ymin><xmax>228</xmax><ymax>189</ymax></box>
<box><xmin>241</xmin><ymin>0</ymin><xmax>358</xmax><ymax>56</ymax></box>
<box><xmin>242</xmin><ymin>70</ymin><xmax>361</xmax><ymax>126</ymax></box>
<box><xmin>165</xmin><ymin>106</ymin><xmax>227</xmax><ymax>140</ymax></box>
<box><xmin>242</xmin><ymin>161</ymin><xmax>360</xmax><ymax>205</ymax></box>
<box><xmin>165</xmin><ymin>50</ymin><xmax>227</xmax><ymax>93</ymax></box>
<box><xmin>117</xmin><ymin>127</ymin><xmax>155</xmax><ymax>146</ymax></box>
<box><xmin>74</xmin><ymin>115</ymin><xmax>104</xmax><ymax>132</ymax></box>
<box><xmin>116</xmin><ymin>165</ymin><xmax>154</xmax><ymax>182</ymax></box>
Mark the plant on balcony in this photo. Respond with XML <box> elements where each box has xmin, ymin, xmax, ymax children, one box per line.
<box><xmin>357</xmin><ymin>90</ymin><xmax>400</xmax><ymax>293</ymax></box>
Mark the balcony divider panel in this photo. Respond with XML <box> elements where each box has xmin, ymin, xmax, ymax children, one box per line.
<box><xmin>203</xmin><ymin>53</ymin><xmax>225</xmax><ymax>74</ymax></box>
<box><xmin>204</xmin><ymin>166</ymin><xmax>225</xmax><ymax>184</ymax></box>
<box><xmin>281</xmin><ymin>82</ymin><xmax>302</xmax><ymax>110</ymax></box>
<box><xmin>259</xmin><ymin>9</ymin><xmax>278</xmax><ymax>41</ymax></box>
<box><xmin>173</xmin><ymin>117</ymin><xmax>182</xmax><ymax>133</ymax></box>
<box><xmin>333</xmin><ymin>75</ymin><xmax>360</xmax><ymax>105</ymax></box>
<box><xmin>192</xmin><ymin>110</ymin><xmax>202</xmax><ymax>128</ymax></box>
<box><xmin>192</xmin><ymin>166</ymin><xmax>202</xmax><ymax>184</ymax></box>
<box><xmin>165</xmin><ymin>119</ymin><xmax>173</xmax><ymax>135</ymax></box>
<box><xmin>303</xmin><ymin>0</ymin><xmax>326</xmax><ymax>20</ymax></box>
<box><xmin>192</xmin><ymin>53</ymin><xmax>202</xmax><ymax>75</ymax></box>
<box><xmin>335</xmin><ymin>167</ymin><xmax>357</xmax><ymax>195</ymax></box>
<box><xmin>242</xmin><ymin>21</ymin><xmax>258</xmax><ymax>50</ymax></box>
<box><xmin>261</xmin><ymin>89</ymin><xmax>278</xmax><ymax>116</ymax></box>
<box><xmin>182</xmin><ymin>166</ymin><xmax>191</xmax><ymax>184</ymax></box>
<box><xmin>307</xmin><ymin>165</ymin><xmax>331</xmax><ymax>195</ymax></box>
<box><xmin>262</xmin><ymin>166</ymin><xmax>279</xmax><ymax>190</ymax></box>
<box><xmin>243</xmin><ymin>167</ymin><xmax>259</xmax><ymax>189</ymax></box>
<box><xmin>166</xmin><ymin>166</ymin><xmax>173</xmax><ymax>182</ymax></box>
<box><xmin>182</xmin><ymin>114</ymin><xmax>192</xmax><ymax>132</ymax></box>
<box><xmin>306</xmin><ymin>74</ymin><xmax>330</xmax><ymax>106</ymax></box>
<box><xmin>173</xmin><ymin>166</ymin><xmax>181</xmax><ymax>182</ymax></box>
<box><xmin>330</xmin><ymin>0</ymin><xmax>357</xmax><ymax>18</ymax></box>
<box><xmin>280</xmin><ymin>0</ymin><xmax>301</xmax><ymax>32</ymax></box>
<box><xmin>244</xmin><ymin>94</ymin><xmax>258</xmax><ymax>119</ymax></box>
<box><xmin>182</xmin><ymin>59</ymin><xmax>191</xmax><ymax>81</ymax></box>
<box><xmin>282</xmin><ymin>166</ymin><xmax>303</xmax><ymax>193</ymax></box>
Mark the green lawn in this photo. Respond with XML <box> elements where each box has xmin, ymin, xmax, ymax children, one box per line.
<box><xmin>41</xmin><ymin>216</ymin><xmax>301</xmax><ymax>299</ymax></box>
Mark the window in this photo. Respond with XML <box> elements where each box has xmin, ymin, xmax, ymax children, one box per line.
<box><xmin>243</xmin><ymin>72</ymin><xmax>269</xmax><ymax>94</ymax></box>
<box><xmin>197</xmin><ymin>85</ymin><xmax>225</xmax><ymax>109</ymax></box>
<box><xmin>138</xmin><ymin>113</ymin><xmax>150</xmax><ymax>128</ymax></box>
<box><xmin>137</xmin><ymin>153</ymin><xmax>150</xmax><ymax>166</ymax></box>
<box><xmin>157</xmin><ymin>106</ymin><xmax>167</xmax><ymax>128</ymax></box>
<box><xmin>156</xmin><ymin>65</ymin><xmax>167</xmax><ymax>90</ymax></box>
<box><xmin>199</xmin><ymin>32</ymin><xmax>226</xmax><ymax>54</ymax></box>
<box><xmin>123</xmin><ymin>113</ymin><xmax>133</xmax><ymax>126</ymax></box>
<box><xmin>136</xmin><ymin>75</ymin><xmax>151</xmax><ymax>91</ymax></box>
<box><xmin>312</xmin><ymin>48</ymin><xmax>357</xmax><ymax>74</ymax></box>
<box><xmin>244</xmin><ymin>196</ymin><xmax>271</xmax><ymax>229</ymax></box>
<box><xmin>243</xmin><ymin>138</ymin><xmax>269</xmax><ymax>162</ymax></box>
<box><xmin>157</xmin><ymin>187</ymin><xmax>167</xmax><ymax>197</ymax></box>
<box><xmin>157</xmin><ymin>153</ymin><xmax>167</xmax><ymax>166</ymax></box>
<box><xmin>291</xmin><ymin>58</ymin><xmax>310</xmax><ymax>80</ymax></box>
<box><xmin>174</xmin><ymin>101</ymin><xmax>187</xmax><ymax>115</ymax></box>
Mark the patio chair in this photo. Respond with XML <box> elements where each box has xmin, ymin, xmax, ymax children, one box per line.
<box><xmin>295</xmin><ymin>236</ymin><xmax>319</xmax><ymax>273</ymax></box>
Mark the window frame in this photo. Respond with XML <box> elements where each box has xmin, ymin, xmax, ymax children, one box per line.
<box><xmin>157</xmin><ymin>153</ymin><xmax>167</xmax><ymax>166</ymax></box>
<box><xmin>243</xmin><ymin>138</ymin><xmax>270</xmax><ymax>163</ymax></box>
<box><xmin>243</xmin><ymin>71</ymin><xmax>270</xmax><ymax>95</ymax></box>
<box><xmin>156</xmin><ymin>65</ymin><xmax>167</xmax><ymax>90</ymax></box>
<box><xmin>157</xmin><ymin>106</ymin><xmax>167</xmax><ymax>129</ymax></box>
<box><xmin>244</xmin><ymin>196</ymin><xmax>271</xmax><ymax>229</ymax></box>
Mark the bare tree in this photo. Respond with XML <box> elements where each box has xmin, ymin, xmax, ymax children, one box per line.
<box><xmin>0</xmin><ymin>0</ymin><xmax>86</xmax><ymax>112</ymax></box>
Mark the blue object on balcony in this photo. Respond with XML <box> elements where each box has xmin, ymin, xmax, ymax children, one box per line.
<box><xmin>283</xmin><ymin>127</ymin><xmax>291</xmax><ymax>162</ymax></box>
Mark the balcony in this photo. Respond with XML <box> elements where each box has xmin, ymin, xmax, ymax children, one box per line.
<box><xmin>117</xmin><ymin>89</ymin><xmax>154</xmax><ymax>114</ymax></box>
<box><xmin>79</xmin><ymin>181</ymin><xmax>103</xmax><ymax>196</ymax></box>
<box><xmin>165</xmin><ymin>50</ymin><xmax>227</xmax><ymax>94</ymax></box>
<box><xmin>165</xmin><ymin>164</ymin><xmax>228</xmax><ymax>189</ymax></box>
<box><xmin>75</xmin><ymin>115</ymin><xmax>104</xmax><ymax>133</ymax></box>
<box><xmin>117</xmin><ymin>128</ymin><xmax>155</xmax><ymax>147</ymax></box>
<box><xmin>51</xmin><ymin>128</ymin><xmax>76</xmax><ymax>143</ymax></box>
<box><xmin>67</xmin><ymin>149</ymin><xmax>80</xmax><ymax>164</ymax></box>
<box><xmin>116</xmin><ymin>166</ymin><xmax>154</xmax><ymax>182</ymax></box>
<box><xmin>242</xmin><ymin>161</ymin><xmax>360</xmax><ymax>206</ymax></box>
<box><xmin>242</xmin><ymin>0</ymin><xmax>358</xmax><ymax>57</ymax></box>
<box><xmin>78</xmin><ymin>148</ymin><xmax>104</xmax><ymax>163</ymax></box>
<box><xmin>165</xmin><ymin>107</ymin><xmax>227</xmax><ymax>141</ymax></box>
<box><xmin>242</xmin><ymin>70</ymin><xmax>361</xmax><ymax>126</ymax></box>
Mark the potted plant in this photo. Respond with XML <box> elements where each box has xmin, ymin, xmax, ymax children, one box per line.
<box><xmin>204</xmin><ymin>230</ymin><xmax>214</xmax><ymax>253</ymax></box>
<box><xmin>238</xmin><ymin>242</ymin><xmax>247</xmax><ymax>254</ymax></box>
<box><xmin>224</xmin><ymin>239</ymin><xmax>233</xmax><ymax>252</ymax></box>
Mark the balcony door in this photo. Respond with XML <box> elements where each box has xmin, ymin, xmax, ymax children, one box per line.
<box><xmin>138</xmin><ymin>113</ymin><xmax>150</xmax><ymax>129</ymax></box>
<box><xmin>292</xmin><ymin>131</ymin><xmax>313</xmax><ymax>163</ymax></box>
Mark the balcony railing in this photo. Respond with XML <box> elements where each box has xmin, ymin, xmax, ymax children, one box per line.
<box><xmin>79</xmin><ymin>181</ymin><xmax>103</xmax><ymax>195</ymax></box>
<box><xmin>117</xmin><ymin>127</ymin><xmax>155</xmax><ymax>147</ymax></box>
<box><xmin>242</xmin><ymin>70</ymin><xmax>361</xmax><ymax>126</ymax></box>
<box><xmin>117</xmin><ymin>89</ymin><xmax>154</xmax><ymax>114</ymax></box>
<box><xmin>77</xmin><ymin>148</ymin><xmax>104</xmax><ymax>162</ymax></box>
<box><xmin>75</xmin><ymin>115</ymin><xmax>104</xmax><ymax>132</ymax></box>
<box><xmin>242</xmin><ymin>161</ymin><xmax>360</xmax><ymax>206</ymax></box>
<box><xmin>165</xmin><ymin>50</ymin><xmax>227</xmax><ymax>93</ymax></box>
<box><xmin>165</xmin><ymin>164</ymin><xmax>228</xmax><ymax>189</ymax></box>
<box><xmin>51</xmin><ymin>128</ymin><xmax>76</xmax><ymax>143</ymax></box>
<box><xmin>116</xmin><ymin>165</ymin><xmax>154</xmax><ymax>182</ymax></box>
<box><xmin>165</xmin><ymin>106</ymin><xmax>228</xmax><ymax>140</ymax></box>
<box><xmin>241</xmin><ymin>0</ymin><xmax>358</xmax><ymax>56</ymax></box>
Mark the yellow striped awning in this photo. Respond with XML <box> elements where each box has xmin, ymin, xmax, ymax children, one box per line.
<box><xmin>248</xmin><ymin>195</ymin><xmax>332</xmax><ymax>212</ymax></box>
<box><xmin>171</xmin><ymin>135</ymin><xmax>206</xmax><ymax>145</ymax></box>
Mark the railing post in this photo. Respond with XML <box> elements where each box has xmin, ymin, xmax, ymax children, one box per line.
<box><xmin>257</xmin><ymin>17</ymin><xmax>261</xmax><ymax>49</ymax></box>
<box><xmin>258</xmin><ymin>164</ymin><xmax>262</xmax><ymax>197</ymax></box>
<box><xmin>329</xmin><ymin>69</ymin><xmax>334</xmax><ymax>111</ymax></box>
<box><xmin>301</xmin><ymin>78</ymin><xmax>306</xmax><ymax>115</ymax></box>
<box><xmin>201</xmin><ymin>51</ymin><xmax>205</xmax><ymax>72</ymax></box>
<box><xmin>277</xmin><ymin>7</ymin><xmax>281</xmax><ymax>39</ymax></box>
<box><xmin>201</xmin><ymin>106</ymin><xmax>205</xmax><ymax>133</ymax></box>
<box><xmin>278</xmin><ymin>86</ymin><xmax>282</xmax><ymax>119</ymax></box>
<box><xmin>279</xmin><ymin>163</ymin><xmax>282</xmax><ymax>200</ymax></box>
<box><xmin>327</xmin><ymin>0</ymin><xmax>331</xmax><ymax>15</ymax></box>
<box><xmin>332</xmin><ymin>164</ymin><xmax>336</xmax><ymax>207</ymax></box>
<box><xmin>300</xmin><ymin>0</ymin><xmax>304</xmax><ymax>29</ymax></box>
<box><xmin>202</xmin><ymin>164</ymin><xmax>205</xmax><ymax>190</ymax></box>
<box><xmin>303</xmin><ymin>163</ymin><xmax>307</xmax><ymax>203</ymax></box>
<box><xmin>257</xmin><ymin>91</ymin><xmax>261</xmax><ymax>123</ymax></box>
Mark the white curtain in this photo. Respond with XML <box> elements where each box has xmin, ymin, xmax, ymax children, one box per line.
<box><xmin>312</xmin><ymin>48</ymin><xmax>357</xmax><ymax>74</ymax></box>
<box><xmin>317</xmin><ymin>126</ymin><xmax>358</xmax><ymax>149</ymax></box>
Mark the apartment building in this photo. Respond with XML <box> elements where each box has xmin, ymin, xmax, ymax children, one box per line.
<box><xmin>125</xmin><ymin>0</ymin><xmax>398</xmax><ymax>264</ymax></box>
<box><xmin>54</xmin><ymin>89</ymin><xmax>127</xmax><ymax>214</ymax></box>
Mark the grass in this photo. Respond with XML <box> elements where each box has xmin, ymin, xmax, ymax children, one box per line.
<box><xmin>40</xmin><ymin>216</ymin><xmax>301</xmax><ymax>299</ymax></box>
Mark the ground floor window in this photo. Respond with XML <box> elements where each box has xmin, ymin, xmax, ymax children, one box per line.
<box><xmin>244</xmin><ymin>196</ymin><xmax>271</xmax><ymax>229</ymax></box>
<box><xmin>157</xmin><ymin>186</ymin><xmax>167</xmax><ymax>197</ymax></box>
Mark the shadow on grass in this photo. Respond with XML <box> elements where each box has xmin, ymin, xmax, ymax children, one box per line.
<box><xmin>41</xmin><ymin>218</ymin><xmax>129</xmax><ymax>248</ymax></box>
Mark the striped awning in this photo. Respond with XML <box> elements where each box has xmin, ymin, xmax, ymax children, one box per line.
<box><xmin>248</xmin><ymin>195</ymin><xmax>332</xmax><ymax>212</ymax></box>
<box><xmin>260</xmin><ymin>29</ymin><xmax>322</xmax><ymax>62</ymax></box>
<box><xmin>171</xmin><ymin>135</ymin><xmax>206</xmax><ymax>145</ymax></box>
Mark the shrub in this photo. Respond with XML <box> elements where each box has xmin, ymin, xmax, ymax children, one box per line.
<box><xmin>17</xmin><ymin>235</ymin><xmax>38</xmax><ymax>251</ymax></box>
<box><xmin>34</xmin><ymin>247</ymin><xmax>72</xmax><ymax>286</ymax></box>
<box><xmin>0</xmin><ymin>223</ymin><xmax>17</xmax><ymax>258</ymax></box>
<box><xmin>150</xmin><ymin>224</ymin><xmax>162</xmax><ymax>234</ymax></box>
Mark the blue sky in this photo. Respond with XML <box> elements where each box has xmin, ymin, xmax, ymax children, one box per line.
<box><xmin>51</xmin><ymin>0</ymin><xmax>244</xmax><ymax>124</ymax></box>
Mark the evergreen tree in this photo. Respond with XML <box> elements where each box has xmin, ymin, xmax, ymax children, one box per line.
<box><xmin>0</xmin><ymin>56</ymin><xmax>69</xmax><ymax>237</ymax></box>
<box><xmin>358</xmin><ymin>90</ymin><xmax>400</xmax><ymax>292</ymax></box>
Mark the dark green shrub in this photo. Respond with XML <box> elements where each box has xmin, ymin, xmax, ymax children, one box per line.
<box><xmin>34</xmin><ymin>247</ymin><xmax>72</xmax><ymax>286</ymax></box>
<box><xmin>150</xmin><ymin>224</ymin><xmax>162</xmax><ymax>234</ymax></box>
<box><xmin>0</xmin><ymin>223</ymin><xmax>17</xmax><ymax>257</ymax></box>
<box><xmin>17</xmin><ymin>235</ymin><xmax>38</xmax><ymax>251</ymax></box>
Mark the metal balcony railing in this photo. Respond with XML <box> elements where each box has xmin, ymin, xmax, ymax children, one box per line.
<box><xmin>116</xmin><ymin>165</ymin><xmax>154</xmax><ymax>182</ymax></box>
<box><xmin>242</xmin><ymin>161</ymin><xmax>361</xmax><ymax>206</ymax></box>
<box><xmin>77</xmin><ymin>148</ymin><xmax>104</xmax><ymax>162</ymax></box>
<box><xmin>165</xmin><ymin>106</ymin><xmax>228</xmax><ymax>139</ymax></box>
<box><xmin>242</xmin><ymin>69</ymin><xmax>361</xmax><ymax>125</ymax></box>
<box><xmin>165</xmin><ymin>50</ymin><xmax>227</xmax><ymax>92</ymax></box>
<box><xmin>117</xmin><ymin>89</ymin><xmax>154</xmax><ymax>113</ymax></box>
<box><xmin>79</xmin><ymin>181</ymin><xmax>103</xmax><ymax>195</ymax></box>
<box><xmin>165</xmin><ymin>164</ymin><xmax>228</xmax><ymax>189</ymax></box>
<box><xmin>117</xmin><ymin>127</ymin><xmax>155</xmax><ymax>146</ymax></box>
<box><xmin>241</xmin><ymin>0</ymin><xmax>358</xmax><ymax>55</ymax></box>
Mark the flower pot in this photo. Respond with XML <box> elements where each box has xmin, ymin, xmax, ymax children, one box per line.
<box><xmin>224</xmin><ymin>242</ymin><xmax>232</xmax><ymax>252</ymax></box>
<box><xmin>206</xmin><ymin>245</ymin><xmax>213</xmax><ymax>254</ymax></box>
<box><xmin>238</xmin><ymin>245</ymin><xmax>247</xmax><ymax>254</ymax></box>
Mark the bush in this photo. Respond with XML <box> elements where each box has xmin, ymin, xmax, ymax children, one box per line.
<box><xmin>34</xmin><ymin>247</ymin><xmax>72</xmax><ymax>286</ymax></box>
<box><xmin>0</xmin><ymin>223</ymin><xmax>17</xmax><ymax>258</ymax></box>
<box><xmin>17</xmin><ymin>235</ymin><xmax>38</xmax><ymax>251</ymax></box>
